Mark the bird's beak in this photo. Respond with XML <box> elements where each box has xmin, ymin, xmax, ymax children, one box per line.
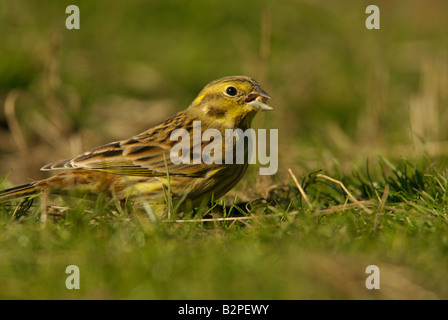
<box><xmin>245</xmin><ymin>87</ymin><xmax>273</xmax><ymax>111</ymax></box>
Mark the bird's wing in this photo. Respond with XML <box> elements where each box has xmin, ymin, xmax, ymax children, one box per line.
<box><xmin>41</xmin><ymin>112</ymin><xmax>218</xmax><ymax>178</ymax></box>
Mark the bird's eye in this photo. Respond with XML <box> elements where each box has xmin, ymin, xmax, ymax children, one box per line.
<box><xmin>225</xmin><ymin>86</ymin><xmax>238</xmax><ymax>97</ymax></box>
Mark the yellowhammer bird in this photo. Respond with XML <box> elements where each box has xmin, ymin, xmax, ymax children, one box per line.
<box><xmin>0</xmin><ymin>76</ymin><xmax>273</xmax><ymax>214</ymax></box>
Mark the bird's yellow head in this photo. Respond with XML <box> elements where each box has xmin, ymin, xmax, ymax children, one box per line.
<box><xmin>188</xmin><ymin>76</ymin><xmax>273</xmax><ymax>129</ymax></box>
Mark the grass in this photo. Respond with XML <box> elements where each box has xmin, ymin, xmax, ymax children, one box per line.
<box><xmin>1</xmin><ymin>157</ymin><xmax>447</xmax><ymax>299</ymax></box>
<box><xmin>1</xmin><ymin>0</ymin><xmax>448</xmax><ymax>299</ymax></box>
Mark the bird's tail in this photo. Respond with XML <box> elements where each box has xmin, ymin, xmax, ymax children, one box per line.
<box><xmin>0</xmin><ymin>170</ymin><xmax>122</xmax><ymax>203</ymax></box>
<box><xmin>0</xmin><ymin>183</ymin><xmax>42</xmax><ymax>202</ymax></box>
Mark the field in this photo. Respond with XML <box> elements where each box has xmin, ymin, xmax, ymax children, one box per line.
<box><xmin>1</xmin><ymin>0</ymin><xmax>448</xmax><ymax>299</ymax></box>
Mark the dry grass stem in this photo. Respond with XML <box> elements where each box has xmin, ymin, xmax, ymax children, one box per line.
<box><xmin>4</xmin><ymin>90</ymin><xmax>28</xmax><ymax>154</ymax></box>
<box><xmin>316</xmin><ymin>174</ymin><xmax>373</xmax><ymax>214</ymax></box>
<box><xmin>11</xmin><ymin>198</ymin><xmax>25</xmax><ymax>219</ymax></box>
<box><xmin>288</xmin><ymin>168</ymin><xmax>312</xmax><ymax>209</ymax></box>
<box><xmin>40</xmin><ymin>190</ymin><xmax>48</xmax><ymax>225</ymax></box>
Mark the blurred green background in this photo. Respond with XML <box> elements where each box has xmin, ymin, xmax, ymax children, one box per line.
<box><xmin>1</xmin><ymin>0</ymin><xmax>448</xmax><ymax>299</ymax></box>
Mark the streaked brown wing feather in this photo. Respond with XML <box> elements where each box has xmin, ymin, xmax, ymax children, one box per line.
<box><xmin>41</xmin><ymin>111</ymin><xmax>220</xmax><ymax>178</ymax></box>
